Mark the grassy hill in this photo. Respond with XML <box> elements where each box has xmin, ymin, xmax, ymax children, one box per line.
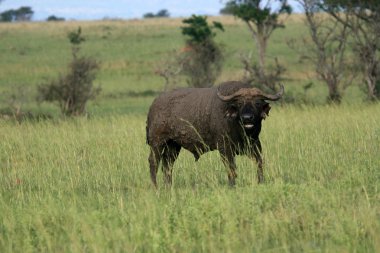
<box><xmin>0</xmin><ymin>15</ymin><xmax>366</xmax><ymax>116</ymax></box>
<box><xmin>0</xmin><ymin>16</ymin><xmax>379</xmax><ymax>252</ymax></box>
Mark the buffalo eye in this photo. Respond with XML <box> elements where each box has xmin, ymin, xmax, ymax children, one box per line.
<box><xmin>225</xmin><ymin>105</ymin><xmax>238</xmax><ymax>119</ymax></box>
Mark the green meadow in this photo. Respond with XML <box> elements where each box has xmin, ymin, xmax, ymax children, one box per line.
<box><xmin>0</xmin><ymin>16</ymin><xmax>379</xmax><ymax>252</ymax></box>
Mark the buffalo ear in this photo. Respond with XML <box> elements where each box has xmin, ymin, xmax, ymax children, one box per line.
<box><xmin>225</xmin><ymin>105</ymin><xmax>238</xmax><ymax>119</ymax></box>
<box><xmin>261</xmin><ymin>103</ymin><xmax>271</xmax><ymax>120</ymax></box>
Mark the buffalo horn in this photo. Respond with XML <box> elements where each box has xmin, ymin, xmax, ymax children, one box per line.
<box><xmin>217</xmin><ymin>83</ymin><xmax>284</xmax><ymax>101</ymax></box>
<box><xmin>258</xmin><ymin>83</ymin><xmax>284</xmax><ymax>101</ymax></box>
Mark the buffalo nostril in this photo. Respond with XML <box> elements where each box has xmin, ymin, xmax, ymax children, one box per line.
<box><xmin>242</xmin><ymin>114</ymin><xmax>254</xmax><ymax>121</ymax></box>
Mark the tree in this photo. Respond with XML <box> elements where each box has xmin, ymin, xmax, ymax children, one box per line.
<box><xmin>225</xmin><ymin>0</ymin><xmax>292</xmax><ymax>91</ymax></box>
<box><xmin>179</xmin><ymin>15</ymin><xmax>225</xmax><ymax>88</ymax></box>
<box><xmin>323</xmin><ymin>0</ymin><xmax>380</xmax><ymax>100</ymax></box>
<box><xmin>14</xmin><ymin>6</ymin><xmax>33</xmax><ymax>21</ymax></box>
<box><xmin>290</xmin><ymin>0</ymin><xmax>353</xmax><ymax>103</ymax></box>
<box><xmin>38</xmin><ymin>27</ymin><xmax>101</xmax><ymax>116</ymax></box>
<box><xmin>143</xmin><ymin>9</ymin><xmax>170</xmax><ymax>18</ymax></box>
<box><xmin>220</xmin><ymin>2</ymin><xmax>235</xmax><ymax>15</ymax></box>
<box><xmin>143</xmin><ymin>12</ymin><xmax>155</xmax><ymax>18</ymax></box>
<box><xmin>156</xmin><ymin>9</ymin><xmax>170</xmax><ymax>18</ymax></box>
<box><xmin>0</xmin><ymin>9</ymin><xmax>14</xmax><ymax>22</ymax></box>
<box><xmin>47</xmin><ymin>15</ymin><xmax>65</xmax><ymax>22</ymax></box>
<box><xmin>0</xmin><ymin>6</ymin><xmax>33</xmax><ymax>22</ymax></box>
<box><xmin>68</xmin><ymin>27</ymin><xmax>86</xmax><ymax>47</ymax></box>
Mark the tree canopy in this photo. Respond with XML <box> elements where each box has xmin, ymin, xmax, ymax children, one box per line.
<box><xmin>0</xmin><ymin>6</ymin><xmax>34</xmax><ymax>22</ymax></box>
<box><xmin>143</xmin><ymin>9</ymin><xmax>170</xmax><ymax>18</ymax></box>
<box><xmin>226</xmin><ymin>0</ymin><xmax>292</xmax><ymax>25</ymax></box>
<box><xmin>181</xmin><ymin>15</ymin><xmax>224</xmax><ymax>44</ymax></box>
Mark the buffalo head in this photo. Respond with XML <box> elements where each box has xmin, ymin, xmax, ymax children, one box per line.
<box><xmin>217</xmin><ymin>84</ymin><xmax>284</xmax><ymax>131</ymax></box>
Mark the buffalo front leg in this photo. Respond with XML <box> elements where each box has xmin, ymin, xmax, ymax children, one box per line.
<box><xmin>220</xmin><ymin>151</ymin><xmax>237</xmax><ymax>186</ymax></box>
<box><xmin>251</xmin><ymin>140</ymin><xmax>264</xmax><ymax>184</ymax></box>
<box><xmin>256</xmin><ymin>156</ymin><xmax>264</xmax><ymax>184</ymax></box>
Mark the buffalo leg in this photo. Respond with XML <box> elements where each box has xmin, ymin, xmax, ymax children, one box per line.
<box><xmin>162</xmin><ymin>142</ymin><xmax>181</xmax><ymax>186</ymax></box>
<box><xmin>220</xmin><ymin>150</ymin><xmax>237</xmax><ymax>186</ymax></box>
<box><xmin>149</xmin><ymin>148</ymin><xmax>161</xmax><ymax>188</ymax></box>
<box><xmin>252</xmin><ymin>140</ymin><xmax>264</xmax><ymax>184</ymax></box>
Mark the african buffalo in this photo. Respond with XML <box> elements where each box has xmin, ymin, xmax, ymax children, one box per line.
<box><xmin>146</xmin><ymin>81</ymin><xmax>284</xmax><ymax>187</ymax></box>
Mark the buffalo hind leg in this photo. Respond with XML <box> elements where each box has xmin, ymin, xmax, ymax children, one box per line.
<box><xmin>149</xmin><ymin>147</ymin><xmax>162</xmax><ymax>188</ymax></box>
<box><xmin>162</xmin><ymin>141</ymin><xmax>181</xmax><ymax>186</ymax></box>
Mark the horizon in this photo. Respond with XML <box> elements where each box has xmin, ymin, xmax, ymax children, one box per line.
<box><xmin>0</xmin><ymin>0</ymin><xmax>301</xmax><ymax>21</ymax></box>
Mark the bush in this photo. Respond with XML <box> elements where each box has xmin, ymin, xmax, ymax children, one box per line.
<box><xmin>180</xmin><ymin>41</ymin><xmax>224</xmax><ymax>88</ymax></box>
<box><xmin>38</xmin><ymin>57</ymin><xmax>100</xmax><ymax>116</ymax></box>
<box><xmin>180</xmin><ymin>15</ymin><xmax>225</xmax><ymax>88</ymax></box>
<box><xmin>37</xmin><ymin>27</ymin><xmax>101</xmax><ymax>116</ymax></box>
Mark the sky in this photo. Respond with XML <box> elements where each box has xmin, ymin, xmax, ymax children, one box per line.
<box><xmin>0</xmin><ymin>0</ymin><xmax>227</xmax><ymax>21</ymax></box>
<box><xmin>0</xmin><ymin>0</ymin><xmax>301</xmax><ymax>21</ymax></box>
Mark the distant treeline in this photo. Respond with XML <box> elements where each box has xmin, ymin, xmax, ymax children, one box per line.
<box><xmin>143</xmin><ymin>9</ymin><xmax>170</xmax><ymax>19</ymax></box>
<box><xmin>0</xmin><ymin>5</ymin><xmax>64</xmax><ymax>22</ymax></box>
<box><xmin>0</xmin><ymin>6</ymin><xmax>33</xmax><ymax>22</ymax></box>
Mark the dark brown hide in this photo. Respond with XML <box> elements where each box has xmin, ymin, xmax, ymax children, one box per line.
<box><xmin>146</xmin><ymin>81</ymin><xmax>283</xmax><ymax>187</ymax></box>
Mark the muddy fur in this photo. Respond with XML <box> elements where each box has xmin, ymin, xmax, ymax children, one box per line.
<box><xmin>146</xmin><ymin>81</ymin><xmax>280</xmax><ymax>187</ymax></box>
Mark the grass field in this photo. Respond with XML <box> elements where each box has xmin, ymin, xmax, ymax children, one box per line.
<box><xmin>1</xmin><ymin>105</ymin><xmax>379</xmax><ymax>252</ymax></box>
<box><xmin>0</xmin><ymin>16</ymin><xmax>379</xmax><ymax>252</ymax></box>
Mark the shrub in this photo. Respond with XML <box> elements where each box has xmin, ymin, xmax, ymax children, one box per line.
<box><xmin>37</xmin><ymin>27</ymin><xmax>100</xmax><ymax>116</ymax></box>
<box><xmin>180</xmin><ymin>15</ymin><xmax>224</xmax><ymax>88</ymax></box>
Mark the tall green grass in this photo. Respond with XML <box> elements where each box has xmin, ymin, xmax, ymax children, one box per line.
<box><xmin>0</xmin><ymin>14</ymin><xmax>379</xmax><ymax>252</ymax></box>
<box><xmin>1</xmin><ymin>105</ymin><xmax>379</xmax><ymax>252</ymax></box>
